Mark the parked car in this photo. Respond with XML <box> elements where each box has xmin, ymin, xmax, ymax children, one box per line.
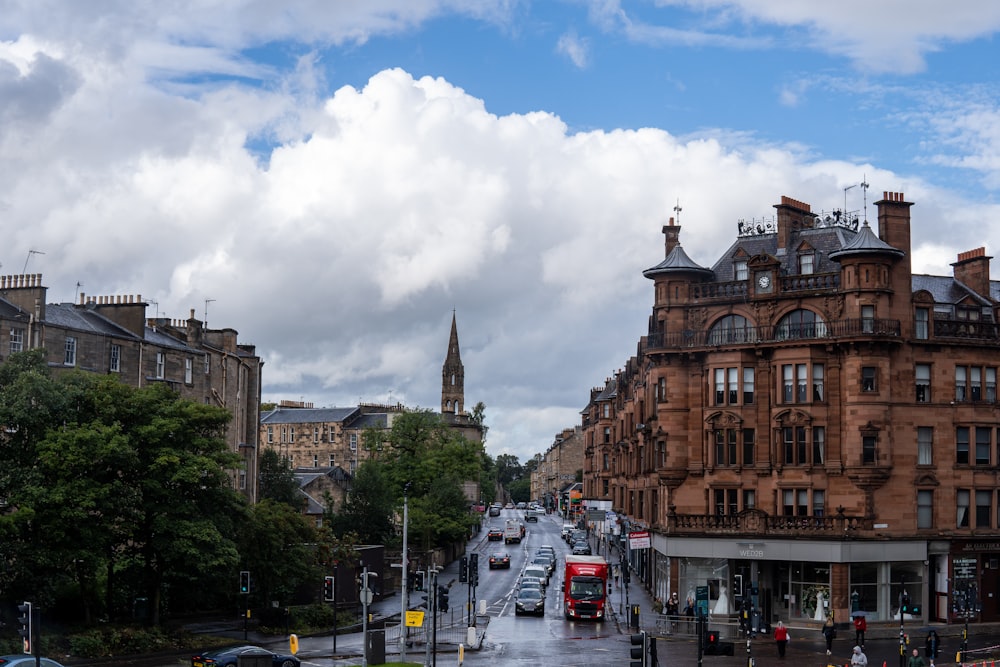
<box><xmin>571</xmin><ymin>541</ymin><xmax>592</xmax><ymax>555</ymax></box>
<box><xmin>515</xmin><ymin>587</ymin><xmax>545</xmax><ymax>616</ymax></box>
<box><xmin>0</xmin><ymin>657</ymin><xmax>67</xmax><ymax>667</ymax></box>
<box><xmin>487</xmin><ymin>527</ymin><xmax>504</xmax><ymax>541</ymax></box>
<box><xmin>191</xmin><ymin>645</ymin><xmax>300</xmax><ymax>667</ymax></box>
<box><xmin>489</xmin><ymin>551</ymin><xmax>511</xmax><ymax>569</ymax></box>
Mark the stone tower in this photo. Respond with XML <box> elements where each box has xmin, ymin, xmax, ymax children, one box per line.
<box><xmin>441</xmin><ymin>312</ymin><xmax>464</xmax><ymax>415</ymax></box>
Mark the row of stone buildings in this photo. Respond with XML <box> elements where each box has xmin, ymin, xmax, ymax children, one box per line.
<box><xmin>580</xmin><ymin>191</ymin><xmax>1000</xmax><ymax>626</ymax></box>
<box><xmin>0</xmin><ymin>275</ymin><xmax>263</xmax><ymax>498</ymax></box>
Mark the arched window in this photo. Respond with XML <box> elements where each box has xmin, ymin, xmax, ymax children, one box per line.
<box><xmin>708</xmin><ymin>314</ymin><xmax>755</xmax><ymax>345</ymax></box>
<box><xmin>776</xmin><ymin>309</ymin><xmax>826</xmax><ymax>340</ymax></box>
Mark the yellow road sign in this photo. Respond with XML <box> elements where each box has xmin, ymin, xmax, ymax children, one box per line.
<box><xmin>405</xmin><ymin>610</ymin><xmax>425</xmax><ymax>627</ymax></box>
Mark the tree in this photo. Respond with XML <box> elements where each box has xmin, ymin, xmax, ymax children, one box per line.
<box><xmin>327</xmin><ymin>460</ymin><xmax>397</xmax><ymax>546</ymax></box>
<box><xmin>258</xmin><ymin>448</ymin><xmax>300</xmax><ymax>507</ymax></box>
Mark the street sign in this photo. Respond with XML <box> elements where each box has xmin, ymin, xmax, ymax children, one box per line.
<box><xmin>360</xmin><ymin>587</ymin><xmax>374</xmax><ymax>605</ymax></box>
<box><xmin>629</xmin><ymin>530</ymin><xmax>651</xmax><ymax>549</ymax></box>
<box><xmin>405</xmin><ymin>610</ymin><xmax>426</xmax><ymax>627</ymax></box>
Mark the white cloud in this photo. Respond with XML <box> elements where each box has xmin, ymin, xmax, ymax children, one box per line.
<box><xmin>557</xmin><ymin>30</ymin><xmax>591</xmax><ymax>68</ymax></box>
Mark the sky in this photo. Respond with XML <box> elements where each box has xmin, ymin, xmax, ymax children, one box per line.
<box><xmin>2</xmin><ymin>1</ymin><xmax>1000</xmax><ymax>467</ymax></box>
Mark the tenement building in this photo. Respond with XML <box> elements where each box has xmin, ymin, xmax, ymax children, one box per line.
<box><xmin>0</xmin><ymin>276</ymin><xmax>263</xmax><ymax>500</ymax></box>
<box><xmin>582</xmin><ymin>191</ymin><xmax>999</xmax><ymax>627</ymax></box>
<box><xmin>530</xmin><ymin>427</ymin><xmax>585</xmax><ymax>511</ymax></box>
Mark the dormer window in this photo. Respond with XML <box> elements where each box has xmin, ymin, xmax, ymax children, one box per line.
<box><xmin>734</xmin><ymin>260</ymin><xmax>748</xmax><ymax>281</ymax></box>
<box><xmin>799</xmin><ymin>253</ymin><xmax>814</xmax><ymax>275</ymax></box>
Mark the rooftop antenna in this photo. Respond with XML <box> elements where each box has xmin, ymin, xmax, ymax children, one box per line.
<box><xmin>843</xmin><ymin>183</ymin><xmax>857</xmax><ymax>214</ymax></box>
<box><xmin>204</xmin><ymin>298</ymin><xmax>215</xmax><ymax>326</ymax></box>
<box><xmin>22</xmin><ymin>249</ymin><xmax>44</xmax><ymax>274</ymax></box>
<box><xmin>149</xmin><ymin>299</ymin><xmax>159</xmax><ymax>318</ymax></box>
<box><xmin>860</xmin><ymin>175</ymin><xmax>869</xmax><ymax>222</ymax></box>
<box><xmin>673</xmin><ymin>199</ymin><xmax>682</xmax><ymax>226</ymax></box>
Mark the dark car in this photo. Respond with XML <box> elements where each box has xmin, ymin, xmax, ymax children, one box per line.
<box><xmin>515</xmin><ymin>587</ymin><xmax>545</xmax><ymax>616</ymax></box>
<box><xmin>489</xmin><ymin>551</ymin><xmax>511</xmax><ymax>569</ymax></box>
<box><xmin>487</xmin><ymin>527</ymin><xmax>504</xmax><ymax>541</ymax></box>
<box><xmin>571</xmin><ymin>540</ymin><xmax>592</xmax><ymax>555</ymax></box>
<box><xmin>0</xmin><ymin>657</ymin><xmax>67</xmax><ymax>667</ymax></box>
<box><xmin>192</xmin><ymin>645</ymin><xmax>300</xmax><ymax>667</ymax></box>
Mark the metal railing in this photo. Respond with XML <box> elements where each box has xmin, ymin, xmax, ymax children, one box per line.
<box><xmin>645</xmin><ymin>317</ymin><xmax>900</xmax><ymax>351</ymax></box>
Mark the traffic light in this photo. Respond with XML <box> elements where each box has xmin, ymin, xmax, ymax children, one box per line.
<box><xmin>239</xmin><ymin>570</ymin><xmax>250</xmax><ymax>594</ymax></box>
<box><xmin>470</xmin><ymin>553</ymin><xmax>479</xmax><ymax>586</ymax></box>
<box><xmin>630</xmin><ymin>630</ymin><xmax>647</xmax><ymax>667</ymax></box>
<box><xmin>17</xmin><ymin>602</ymin><xmax>31</xmax><ymax>655</ymax></box>
<box><xmin>704</xmin><ymin>629</ymin><xmax>719</xmax><ymax>654</ymax></box>
<box><xmin>437</xmin><ymin>585</ymin><xmax>449</xmax><ymax>612</ymax></box>
<box><xmin>323</xmin><ymin>575</ymin><xmax>335</xmax><ymax>602</ymax></box>
<box><xmin>413</xmin><ymin>571</ymin><xmax>425</xmax><ymax>591</ymax></box>
<box><xmin>459</xmin><ymin>556</ymin><xmax>469</xmax><ymax>583</ymax></box>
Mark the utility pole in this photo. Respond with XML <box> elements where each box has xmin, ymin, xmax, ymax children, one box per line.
<box><xmin>400</xmin><ymin>483</ymin><xmax>410</xmax><ymax>662</ymax></box>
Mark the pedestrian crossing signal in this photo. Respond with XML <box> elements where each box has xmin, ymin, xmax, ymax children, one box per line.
<box><xmin>630</xmin><ymin>630</ymin><xmax>647</xmax><ymax>667</ymax></box>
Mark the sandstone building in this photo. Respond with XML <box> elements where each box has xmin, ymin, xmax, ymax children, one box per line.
<box><xmin>583</xmin><ymin>191</ymin><xmax>999</xmax><ymax>626</ymax></box>
<box><xmin>0</xmin><ymin>276</ymin><xmax>263</xmax><ymax>500</ymax></box>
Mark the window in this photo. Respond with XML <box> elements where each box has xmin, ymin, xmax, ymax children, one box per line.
<box><xmin>64</xmin><ymin>337</ymin><xmax>77</xmax><ymax>366</ymax></box>
<box><xmin>657</xmin><ymin>377</ymin><xmax>666</xmax><ymax>403</ymax></box>
<box><xmin>915</xmin><ymin>364</ymin><xmax>930</xmax><ymax>402</ymax></box>
<box><xmin>743</xmin><ymin>428</ymin><xmax>755</xmax><ymax>465</ymax></box>
<box><xmin>976</xmin><ymin>427</ymin><xmax>992</xmax><ymax>465</ymax></box>
<box><xmin>289</xmin><ymin>427</ymin><xmax>295</xmax><ymax>442</ymax></box>
<box><xmin>812</xmin><ymin>489</ymin><xmax>825</xmax><ymax>516</ymax></box>
<box><xmin>603</xmin><ymin>427</ymin><xmax>611</xmax><ymax>444</ymax></box>
<box><xmin>956</xmin><ymin>367</ymin><xmax>967</xmax><ymax>401</ymax></box>
<box><xmin>862</xmin><ymin>434</ymin><xmax>877</xmax><ymax>464</ymax></box>
<box><xmin>602</xmin><ymin>403</ymin><xmax>611</xmax><ymax>418</ymax></box>
<box><xmin>713</xmin><ymin>488</ymin><xmax>740</xmax><ymax>516</ymax></box>
<box><xmin>988</xmin><ymin>369</ymin><xmax>997</xmax><ymax>402</ymax></box>
<box><xmin>743</xmin><ymin>489</ymin><xmax>756</xmax><ymax>509</ymax></box>
<box><xmin>314</xmin><ymin>427</ymin><xmax>320</xmax><ymax>443</ymax></box>
<box><xmin>350</xmin><ymin>433</ymin><xmax>358</xmax><ymax>451</ymax></box>
<box><xmin>728</xmin><ymin>368</ymin><xmax>738</xmax><ymax>404</ymax></box>
<box><xmin>184</xmin><ymin>357</ymin><xmax>193</xmax><ymax>383</ymax></box>
<box><xmin>813</xmin><ymin>364</ymin><xmax>824</xmax><ymax>401</ymax></box>
<box><xmin>861</xmin><ymin>367</ymin><xmax>876</xmax><ymax>392</ymax></box>
<box><xmin>799</xmin><ymin>253</ymin><xmax>814</xmax><ymax>275</ymax></box>
<box><xmin>714</xmin><ymin>429</ymin><xmax>739</xmax><ymax>466</ymax></box>
<box><xmin>917</xmin><ymin>490</ymin><xmax>933</xmax><ymax>529</ymax></box>
<box><xmin>781</xmin><ymin>489</ymin><xmax>810</xmax><ymax>516</ymax></box>
<box><xmin>714</xmin><ymin>369</ymin><xmax>725</xmax><ymax>405</ymax></box>
<box><xmin>976</xmin><ymin>490</ymin><xmax>992</xmax><ymax>528</ymax></box>
<box><xmin>796</xmin><ymin>364</ymin><xmax>808</xmax><ymax>402</ymax></box>
<box><xmin>312</xmin><ymin>454</ymin><xmax>319</xmax><ymax>467</ymax></box>
<box><xmin>267</xmin><ymin>426</ymin><xmax>273</xmax><ymax>443</ymax></box>
<box><xmin>110</xmin><ymin>344</ymin><xmax>121</xmax><ymax>372</ymax></box>
<box><xmin>972</xmin><ymin>367</ymin><xmax>982</xmax><ymax>401</ymax></box>
<box><xmin>155</xmin><ymin>352</ymin><xmax>165</xmax><ymax>379</ymax></box>
<box><xmin>776</xmin><ymin>309</ymin><xmax>826</xmax><ymax>340</ymax></box>
<box><xmin>956</xmin><ymin>426</ymin><xmax>970</xmax><ymax>465</ymax></box>
<box><xmin>783</xmin><ymin>365</ymin><xmax>794</xmax><ymax>402</ymax></box>
<box><xmin>602</xmin><ymin>453</ymin><xmax>609</xmax><ymax>471</ymax></box>
<box><xmin>915</xmin><ymin>307</ymin><xmax>929</xmax><ymax>339</ymax></box>
<box><xmin>735</xmin><ymin>260</ymin><xmax>749</xmax><ymax>281</ymax></box>
<box><xmin>917</xmin><ymin>427</ymin><xmax>933</xmax><ymax>465</ymax></box>
<box><xmin>861</xmin><ymin>305</ymin><xmax>875</xmax><ymax>333</ymax></box>
<box><xmin>708</xmin><ymin>314</ymin><xmax>754</xmax><ymax>345</ymax></box>
<box><xmin>204</xmin><ymin>355</ymin><xmax>210</xmax><ymax>374</ymax></box>
<box><xmin>329</xmin><ymin>454</ymin><xmax>336</xmax><ymax>467</ymax></box>
<box><xmin>957</xmin><ymin>489</ymin><xmax>970</xmax><ymax>527</ymax></box>
<box><xmin>813</xmin><ymin>427</ymin><xmax>825</xmax><ymax>464</ymax></box>
<box><xmin>955</xmin><ymin>366</ymin><xmax>998</xmax><ymax>402</ymax></box>
<box><xmin>9</xmin><ymin>327</ymin><xmax>24</xmax><ymax>355</ymax></box>
<box><xmin>657</xmin><ymin>441</ymin><xmax>666</xmax><ymax>467</ymax></box>
<box><xmin>743</xmin><ymin>367</ymin><xmax>755</xmax><ymax>404</ymax></box>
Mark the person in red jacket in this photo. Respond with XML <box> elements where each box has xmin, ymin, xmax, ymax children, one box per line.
<box><xmin>774</xmin><ymin>620</ymin><xmax>789</xmax><ymax>657</ymax></box>
<box><xmin>853</xmin><ymin>614</ymin><xmax>867</xmax><ymax>648</ymax></box>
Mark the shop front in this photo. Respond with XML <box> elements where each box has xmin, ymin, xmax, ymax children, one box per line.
<box><xmin>949</xmin><ymin>540</ymin><xmax>1000</xmax><ymax>623</ymax></box>
<box><xmin>658</xmin><ymin>536</ymin><xmax>928</xmax><ymax>626</ymax></box>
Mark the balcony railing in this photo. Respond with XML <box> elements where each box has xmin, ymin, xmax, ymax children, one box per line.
<box><xmin>933</xmin><ymin>318</ymin><xmax>1000</xmax><ymax>341</ymax></box>
<box><xmin>646</xmin><ymin>317</ymin><xmax>900</xmax><ymax>350</ymax></box>
<box><xmin>689</xmin><ymin>273</ymin><xmax>840</xmax><ymax>302</ymax></box>
<box><xmin>667</xmin><ymin>508</ymin><xmax>871</xmax><ymax>538</ymax></box>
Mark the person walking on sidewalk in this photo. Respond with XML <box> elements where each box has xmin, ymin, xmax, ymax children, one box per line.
<box><xmin>851</xmin><ymin>645</ymin><xmax>868</xmax><ymax>667</ymax></box>
<box><xmin>908</xmin><ymin>648</ymin><xmax>927</xmax><ymax>667</ymax></box>
<box><xmin>774</xmin><ymin>620</ymin><xmax>789</xmax><ymax>658</ymax></box>
<box><xmin>822</xmin><ymin>615</ymin><xmax>836</xmax><ymax>655</ymax></box>
<box><xmin>853</xmin><ymin>614</ymin><xmax>867</xmax><ymax>648</ymax></box>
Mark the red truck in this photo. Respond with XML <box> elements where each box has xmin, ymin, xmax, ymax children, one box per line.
<box><xmin>563</xmin><ymin>555</ymin><xmax>609</xmax><ymax>620</ymax></box>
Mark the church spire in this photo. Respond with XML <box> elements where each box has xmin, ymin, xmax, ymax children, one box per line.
<box><xmin>441</xmin><ymin>311</ymin><xmax>464</xmax><ymax>415</ymax></box>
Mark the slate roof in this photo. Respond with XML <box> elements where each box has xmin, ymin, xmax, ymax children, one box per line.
<box><xmin>0</xmin><ymin>296</ymin><xmax>31</xmax><ymax>321</ymax></box>
<box><xmin>261</xmin><ymin>406</ymin><xmax>360</xmax><ymax>424</ymax></box>
<box><xmin>350</xmin><ymin>413</ymin><xmax>388</xmax><ymax>429</ymax></box>
<box><xmin>828</xmin><ymin>221</ymin><xmax>904</xmax><ymax>260</ymax></box>
<box><xmin>44</xmin><ymin>303</ymin><xmax>141</xmax><ymax>340</ymax></box>
<box><xmin>643</xmin><ymin>244</ymin><xmax>714</xmax><ymax>280</ymax></box>
<box><xmin>710</xmin><ymin>225</ymin><xmax>862</xmax><ymax>281</ymax></box>
<box><xmin>911</xmin><ymin>275</ymin><xmax>995</xmax><ymax>306</ymax></box>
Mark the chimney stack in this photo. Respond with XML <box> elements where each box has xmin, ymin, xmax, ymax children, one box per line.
<box><xmin>953</xmin><ymin>247</ymin><xmax>992</xmax><ymax>298</ymax></box>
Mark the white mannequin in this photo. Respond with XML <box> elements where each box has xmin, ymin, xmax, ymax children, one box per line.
<box><xmin>814</xmin><ymin>591</ymin><xmax>826</xmax><ymax>620</ymax></box>
<box><xmin>714</xmin><ymin>584</ymin><xmax>729</xmax><ymax>614</ymax></box>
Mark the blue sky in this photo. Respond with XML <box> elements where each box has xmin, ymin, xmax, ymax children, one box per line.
<box><xmin>2</xmin><ymin>1</ymin><xmax>1000</xmax><ymax>466</ymax></box>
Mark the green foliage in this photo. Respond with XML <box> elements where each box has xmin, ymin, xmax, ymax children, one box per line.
<box><xmin>258</xmin><ymin>448</ymin><xmax>301</xmax><ymax>506</ymax></box>
<box><xmin>67</xmin><ymin>626</ymin><xmax>176</xmax><ymax>658</ymax></box>
<box><xmin>507</xmin><ymin>477</ymin><xmax>531</xmax><ymax>503</ymax></box>
<box><xmin>327</xmin><ymin>461</ymin><xmax>397</xmax><ymax>545</ymax></box>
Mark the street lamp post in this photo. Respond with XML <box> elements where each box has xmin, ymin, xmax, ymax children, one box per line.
<box><xmin>400</xmin><ymin>483</ymin><xmax>410</xmax><ymax>663</ymax></box>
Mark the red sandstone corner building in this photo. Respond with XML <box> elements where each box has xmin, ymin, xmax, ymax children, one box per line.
<box><xmin>583</xmin><ymin>190</ymin><xmax>999</xmax><ymax>627</ymax></box>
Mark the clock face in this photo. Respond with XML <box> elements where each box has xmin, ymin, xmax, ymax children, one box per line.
<box><xmin>758</xmin><ymin>274</ymin><xmax>771</xmax><ymax>289</ymax></box>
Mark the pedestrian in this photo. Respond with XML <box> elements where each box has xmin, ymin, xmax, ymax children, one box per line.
<box><xmin>774</xmin><ymin>620</ymin><xmax>789</xmax><ymax>658</ymax></box>
<box><xmin>925</xmin><ymin>630</ymin><xmax>940</xmax><ymax>666</ymax></box>
<box><xmin>822</xmin><ymin>615</ymin><xmax>836</xmax><ymax>655</ymax></box>
<box><xmin>851</xmin><ymin>645</ymin><xmax>868</xmax><ymax>667</ymax></box>
<box><xmin>853</xmin><ymin>614</ymin><xmax>867</xmax><ymax>648</ymax></box>
<box><xmin>684</xmin><ymin>593</ymin><xmax>696</xmax><ymax>631</ymax></box>
<box><xmin>908</xmin><ymin>648</ymin><xmax>927</xmax><ymax>667</ymax></box>
<box><xmin>652</xmin><ymin>596</ymin><xmax>664</xmax><ymax>614</ymax></box>
<box><xmin>666</xmin><ymin>592</ymin><xmax>679</xmax><ymax>630</ymax></box>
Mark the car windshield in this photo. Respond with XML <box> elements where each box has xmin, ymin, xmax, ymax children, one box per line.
<box><xmin>518</xmin><ymin>588</ymin><xmax>543</xmax><ymax>600</ymax></box>
<box><xmin>569</xmin><ymin>576</ymin><xmax>605</xmax><ymax>600</ymax></box>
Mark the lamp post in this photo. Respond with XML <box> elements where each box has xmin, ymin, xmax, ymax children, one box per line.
<box><xmin>400</xmin><ymin>483</ymin><xmax>410</xmax><ymax>663</ymax></box>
